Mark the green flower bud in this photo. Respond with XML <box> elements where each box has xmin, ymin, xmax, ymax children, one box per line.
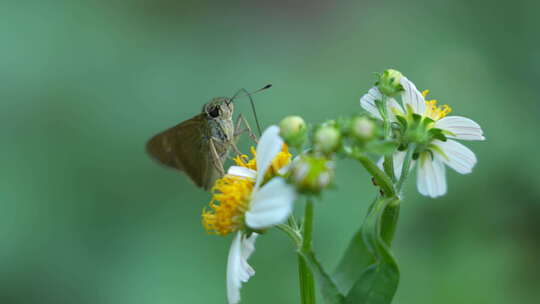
<box><xmin>290</xmin><ymin>155</ymin><xmax>334</xmax><ymax>195</ymax></box>
<box><xmin>351</xmin><ymin>116</ymin><xmax>377</xmax><ymax>141</ymax></box>
<box><xmin>313</xmin><ymin>126</ymin><xmax>341</xmax><ymax>154</ymax></box>
<box><xmin>377</xmin><ymin>69</ymin><xmax>404</xmax><ymax>97</ymax></box>
<box><xmin>279</xmin><ymin>116</ymin><xmax>307</xmax><ymax>148</ymax></box>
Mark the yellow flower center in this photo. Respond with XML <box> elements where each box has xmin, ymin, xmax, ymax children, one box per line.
<box><xmin>422</xmin><ymin>90</ymin><xmax>452</xmax><ymax>121</ymax></box>
<box><xmin>202</xmin><ymin>144</ymin><xmax>292</xmax><ymax>236</ymax></box>
<box><xmin>234</xmin><ymin>145</ymin><xmax>292</xmax><ymax>180</ymax></box>
<box><xmin>202</xmin><ymin>175</ymin><xmax>254</xmax><ymax>236</ymax></box>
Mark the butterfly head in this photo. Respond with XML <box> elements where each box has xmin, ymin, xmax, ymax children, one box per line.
<box><xmin>203</xmin><ymin>97</ymin><xmax>234</xmax><ymax>120</ymax></box>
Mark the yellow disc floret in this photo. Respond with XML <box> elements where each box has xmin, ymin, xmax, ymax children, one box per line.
<box><xmin>233</xmin><ymin>146</ymin><xmax>258</xmax><ymax>170</ymax></box>
<box><xmin>203</xmin><ymin>145</ymin><xmax>292</xmax><ymax>236</ymax></box>
<box><xmin>268</xmin><ymin>145</ymin><xmax>292</xmax><ymax>177</ymax></box>
<box><xmin>202</xmin><ymin>175</ymin><xmax>254</xmax><ymax>236</ymax></box>
<box><xmin>233</xmin><ymin>145</ymin><xmax>292</xmax><ymax>179</ymax></box>
<box><xmin>422</xmin><ymin>90</ymin><xmax>452</xmax><ymax>121</ymax></box>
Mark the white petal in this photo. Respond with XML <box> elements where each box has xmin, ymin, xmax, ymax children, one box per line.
<box><xmin>376</xmin><ymin>156</ymin><xmax>384</xmax><ymax>170</ymax></box>
<box><xmin>416</xmin><ymin>153</ymin><xmax>447</xmax><ymax>198</ymax></box>
<box><xmin>227</xmin><ymin>232</ymin><xmax>258</xmax><ymax>304</ymax></box>
<box><xmin>227</xmin><ymin>166</ymin><xmax>257</xmax><ymax>179</ymax></box>
<box><xmin>360</xmin><ymin>87</ymin><xmax>383</xmax><ymax>120</ymax></box>
<box><xmin>434</xmin><ymin>116</ymin><xmax>485</xmax><ymax>141</ymax></box>
<box><xmin>360</xmin><ymin>87</ymin><xmax>403</xmax><ymax>121</ymax></box>
<box><xmin>245</xmin><ymin>178</ymin><xmax>296</xmax><ymax>229</ymax></box>
<box><xmin>392</xmin><ymin>151</ymin><xmax>407</xmax><ymax>179</ymax></box>
<box><xmin>255</xmin><ymin>125</ymin><xmax>283</xmax><ymax>188</ymax></box>
<box><xmin>400</xmin><ymin>77</ymin><xmax>426</xmax><ymax>115</ymax></box>
<box><xmin>434</xmin><ymin>139</ymin><xmax>477</xmax><ymax>174</ymax></box>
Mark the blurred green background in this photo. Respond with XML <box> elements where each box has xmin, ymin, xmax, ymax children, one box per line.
<box><xmin>2</xmin><ymin>0</ymin><xmax>539</xmax><ymax>303</ymax></box>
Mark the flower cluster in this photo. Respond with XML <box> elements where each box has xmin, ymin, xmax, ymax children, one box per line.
<box><xmin>200</xmin><ymin>69</ymin><xmax>485</xmax><ymax>303</ymax></box>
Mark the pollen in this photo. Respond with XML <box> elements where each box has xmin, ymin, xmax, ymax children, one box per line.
<box><xmin>269</xmin><ymin>145</ymin><xmax>292</xmax><ymax>177</ymax></box>
<box><xmin>422</xmin><ymin>90</ymin><xmax>452</xmax><ymax>120</ymax></box>
<box><xmin>202</xmin><ymin>175</ymin><xmax>254</xmax><ymax>236</ymax></box>
<box><xmin>233</xmin><ymin>146</ymin><xmax>258</xmax><ymax>170</ymax></box>
<box><xmin>203</xmin><ymin>144</ymin><xmax>292</xmax><ymax>235</ymax></box>
<box><xmin>233</xmin><ymin>145</ymin><xmax>292</xmax><ymax>178</ymax></box>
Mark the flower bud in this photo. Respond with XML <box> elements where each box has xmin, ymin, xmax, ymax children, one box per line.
<box><xmin>313</xmin><ymin>125</ymin><xmax>341</xmax><ymax>154</ymax></box>
<box><xmin>351</xmin><ymin>116</ymin><xmax>377</xmax><ymax>141</ymax></box>
<box><xmin>290</xmin><ymin>155</ymin><xmax>334</xmax><ymax>195</ymax></box>
<box><xmin>279</xmin><ymin>116</ymin><xmax>307</xmax><ymax>148</ymax></box>
<box><xmin>377</xmin><ymin>69</ymin><xmax>403</xmax><ymax>97</ymax></box>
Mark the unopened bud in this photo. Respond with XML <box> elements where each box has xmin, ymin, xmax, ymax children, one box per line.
<box><xmin>352</xmin><ymin>116</ymin><xmax>376</xmax><ymax>141</ymax></box>
<box><xmin>290</xmin><ymin>155</ymin><xmax>334</xmax><ymax>195</ymax></box>
<box><xmin>313</xmin><ymin>126</ymin><xmax>341</xmax><ymax>154</ymax></box>
<box><xmin>377</xmin><ymin>69</ymin><xmax>404</xmax><ymax>97</ymax></box>
<box><xmin>279</xmin><ymin>116</ymin><xmax>307</xmax><ymax>148</ymax></box>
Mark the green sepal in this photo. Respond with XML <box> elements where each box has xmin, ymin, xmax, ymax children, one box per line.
<box><xmin>395</xmin><ymin>115</ymin><xmax>408</xmax><ymax>130</ymax></box>
<box><xmin>428</xmin><ymin>127</ymin><xmax>448</xmax><ymax>142</ymax></box>
<box><xmin>420</xmin><ymin>117</ymin><xmax>435</xmax><ymax>129</ymax></box>
<box><xmin>411</xmin><ymin>113</ymin><xmax>423</xmax><ymax>123</ymax></box>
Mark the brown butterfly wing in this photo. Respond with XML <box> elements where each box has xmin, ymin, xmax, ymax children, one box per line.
<box><xmin>146</xmin><ymin>114</ymin><xmax>217</xmax><ymax>190</ymax></box>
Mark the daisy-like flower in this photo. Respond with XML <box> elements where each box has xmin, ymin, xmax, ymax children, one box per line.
<box><xmin>360</xmin><ymin>76</ymin><xmax>485</xmax><ymax>198</ymax></box>
<box><xmin>202</xmin><ymin>125</ymin><xmax>296</xmax><ymax>304</ymax></box>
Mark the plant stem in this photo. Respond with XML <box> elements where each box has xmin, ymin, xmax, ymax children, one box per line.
<box><xmin>352</xmin><ymin>152</ymin><xmax>396</xmax><ymax>198</ymax></box>
<box><xmin>377</xmin><ymin>95</ymin><xmax>396</xmax><ymax>182</ymax></box>
<box><xmin>395</xmin><ymin>143</ymin><xmax>416</xmax><ymax>193</ymax></box>
<box><xmin>298</xmin><ymin>199</ymin><xmax>316</xmax><ymax>304</ymax></box>
<box><xmin>276</xmin><ymin>223</ymin><xmax>302</xmax><ymax>248</ymax></box>
<box><xmin>380</xmin><ymin>198</ymin><xmax>401</xmax><ymax>246</ymax></box>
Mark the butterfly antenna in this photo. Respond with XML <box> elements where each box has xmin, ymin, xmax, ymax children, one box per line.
<box><xmin>230</xmin><ymin>84</ymin><xmax>272</xmax><ymax>137</ymax></box>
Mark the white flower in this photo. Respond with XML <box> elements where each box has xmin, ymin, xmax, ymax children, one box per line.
<box><xmin>361</xmin><ymin>77</ymin><xmax>485</xmax><ymax>198</ymax></box>
<box><xmin>203</xmin><ymin>125</ymin><xmax>297</xmax><ymax>304</ymax></box>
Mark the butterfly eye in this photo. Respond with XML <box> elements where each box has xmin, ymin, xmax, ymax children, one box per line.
<box><xmin>208</xmin><ymin>106</ymin><xmax>220</xmax><ymax>118</ymax></box>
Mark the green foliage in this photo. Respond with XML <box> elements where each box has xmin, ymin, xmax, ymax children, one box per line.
<box><xmin>345</xmin><ymin>198</ymin><xmax>400</xmax><ymax>304</ymax></box>
<box><xmin>331</xmin><ymin>197</ymin><xmax>401</xmax><ymax>304</ymax></box>
<box><xmin>300</xmin><ymin>250</ymin><xmax>346</xmax><ymax>304</ymax></box>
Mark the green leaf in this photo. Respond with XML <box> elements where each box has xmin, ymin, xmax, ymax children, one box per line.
<box><xmin>299</xmin><ymin>249</ymin><xmax>346</xmax><ymax>304</ymax></box>
<box><xmin>333</xmin><ymin>229</ymin><xmax>375</xmax><ymax>295</ymax></box>
<box><xmin>345</xmin><ymin>197</ymin><xmax>400</xmax><ymax>304</ymax></box>
<box><xmin>333</xmin><ymin>197</ymin><xmax>400</xmax><ymax>295</ymax></box>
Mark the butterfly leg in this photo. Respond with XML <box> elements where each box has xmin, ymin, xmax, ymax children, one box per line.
<box><xmin>230</xmin><ymin>88</ymin><xmax>262</xmax><ymax>137</ymax></box>
<box><xmin>234</xmin><ymin>113</ymin><xmax>258</xmax><ymax>144</ymax></box>
<box><xmin>209</xmin><ymin>137</ymin><xmax>226</xmax><ymax>177</ymax></box>
<box><xmin>230</xmin><ymin>114</ymin><xmax>257</xmax><ymax>158</ymax></box>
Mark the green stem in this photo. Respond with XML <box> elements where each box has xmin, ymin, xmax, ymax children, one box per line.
<box><xmin>380</xmin><ymin>198</ymin><xmax>401</xmax><ymax>245</ymax></box>
<box><xmin>276</xmin><ymin>223</ymin><xmax>302</xmax><ymax>248</ymax></box>
<box><xmin>352</xmin><ymin>152</ymin><xmax>396</xmax><ymax>198</ymax></box>
<box><xmin>395</xmin><ymin>143</ymin><xmax>416</xmax><ymax>193</ymax></box>
<box><xmin>298</xmin><ymin>199</ymin><xmax>316</xmax><ymax>304</ymax></box>
<box><xmin>377</xmin><ymin>95</ymin><xmax>396</xmax><ymax>182</ymax></box>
